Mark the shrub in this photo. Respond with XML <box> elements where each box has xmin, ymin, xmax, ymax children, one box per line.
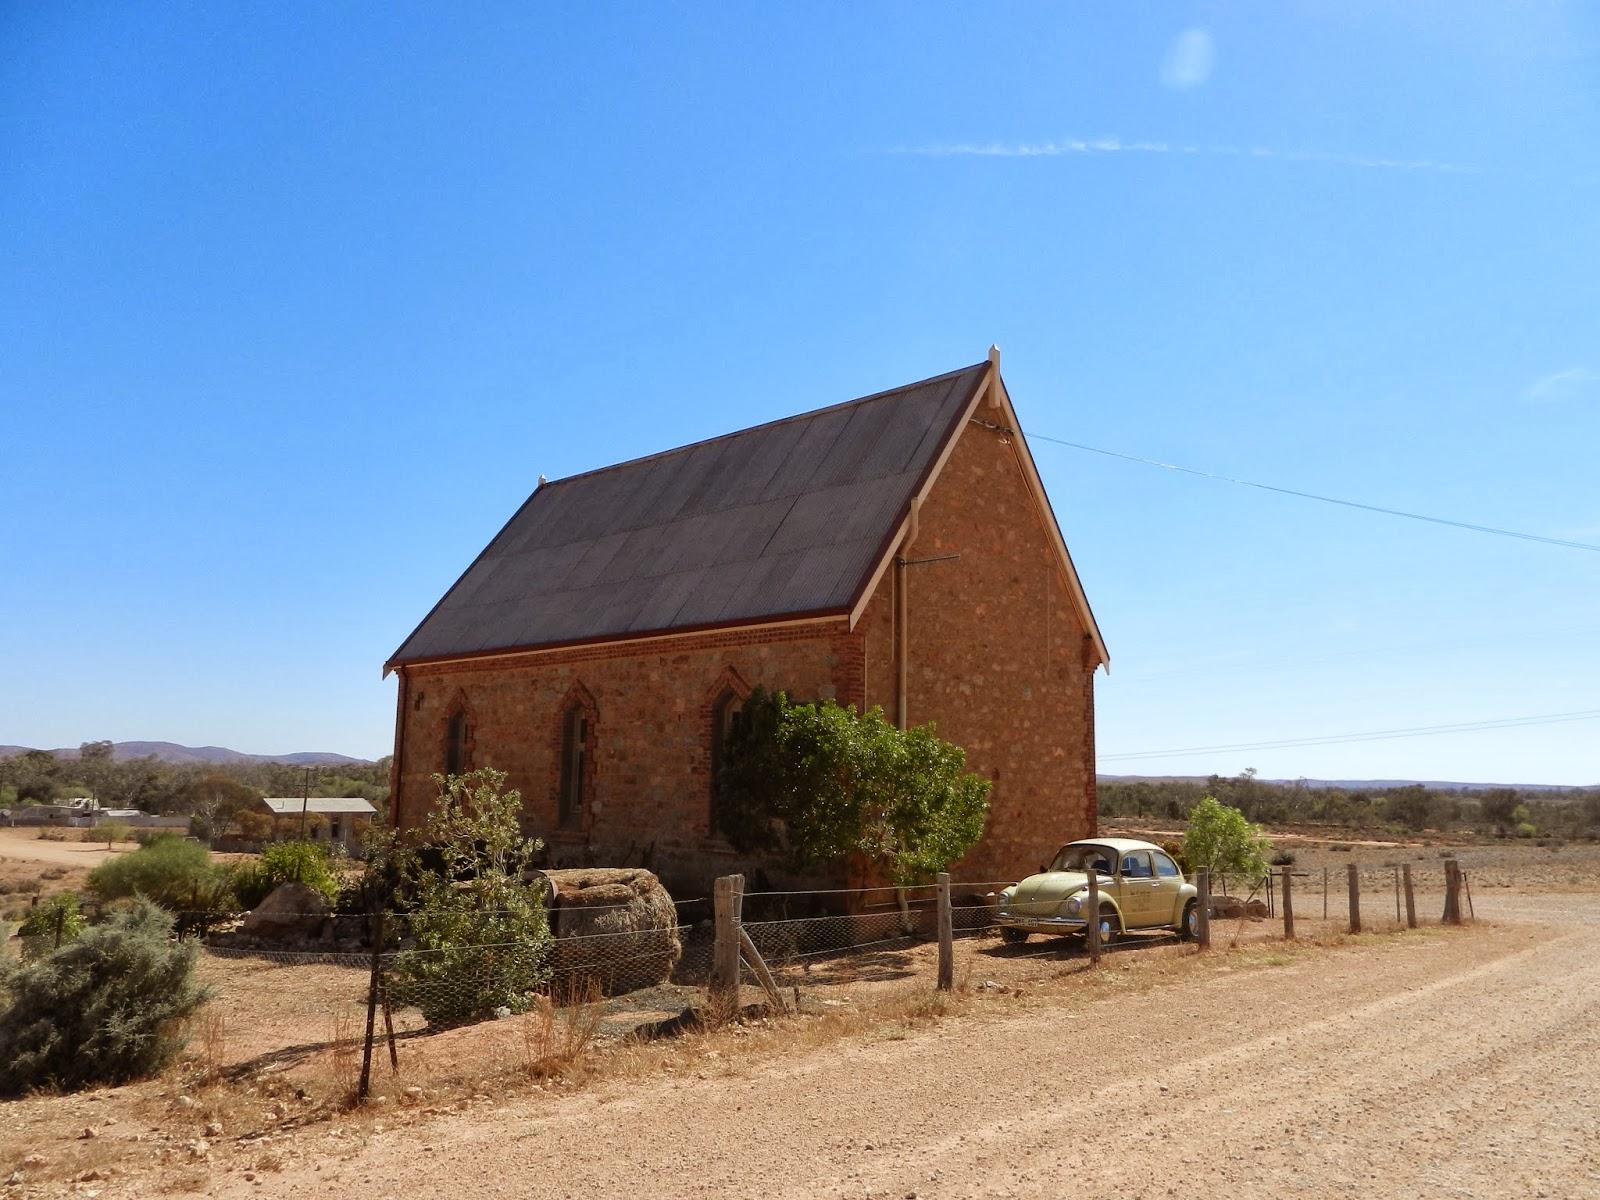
<box><xmin>1515</xmin><ymin>821</ymin><xmax>1538</xmax><ymax>839</ymax></box>
<box><xmin>387</xmin><ymin>769</ymin><xmax>551</xmax><ymax>1026</ymax></box>
<box><xmin>0</xmin><ymin>899</ymin><xmax>211</xmax><ymax>1096</ymax></box>
<box><xmin>715</xmin><ymin>689</ymin><xmax>990</xmax><ymax>884</ymax></box>
<box><xmin>1270</xmin><ymin>849</ymin><xmax>1297</xmax><ymax>866</ymax></box>
<box><xmin>1183</xmin><ymin>797</ymin><xmax>1271</xmax><ymax>882</ymax></box>
<box><xmin>16</xmin><ymin>892</ymin><xmax>86</xmax><ymax>957</ymax></box>
<box><xmin>231</xmin><ymin>841</ymin><xmax>341</xmax><ymax>909</ymax></box>
<box><xmin>87</xmin><ymin>838</ymin><xmax>235</xmax><ymax>911</ymax></box>
<box><xmin>97</xmin><ymin>822</ymin><xmax>132</xmax><ymax>848</ymax></box>
<box><xmin>1159</xmin><ymin>840</ymin><xmax>1189</xmax><ymax>873</ymax></box>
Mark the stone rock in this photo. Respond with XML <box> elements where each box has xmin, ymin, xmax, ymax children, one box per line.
<box><xmin>1209</xmin><ymin>896</ymin><xmax>1244</xmax><ymax>919</ymax></box>
<box><xmin>204</xmin><ymin>1120</ymin><xmax>224</xmax><ymax>1137</ymax></box>
<box><xmin>78</xmin><ymin>1126</ymin><xmax>98</xmax><ymax>1140</ymax></box>
<box><xmin>21</xmin><ymin>1155</ymin><xmax>45</xmax><ymax>1169</ymax></box>
<box><xmin>1245</xmin><ymin>900</ymin><xmax>1269</xmax><ymax>919</ymax></box>
<box><xmin>241</xmin><ymin>883</ymin><xmax>331</xmax><ymax>940</ymax></box>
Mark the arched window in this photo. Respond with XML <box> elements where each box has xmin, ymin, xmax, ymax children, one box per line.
<box><xmin>709</xmin><ymin>688</ymin><xmax>742</xmax><ymax>817</ymax></box>
<box><xmin>444</xmin><ymin>708</ymin><xmax>470</xmax><ymax>776</ymax></box>
<box><xmin>560</xmin><ymin>704</ymin><xmax>592</xmax><ymax>825</ymax></box>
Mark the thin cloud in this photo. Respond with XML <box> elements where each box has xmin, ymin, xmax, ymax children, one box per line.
<box><xmin>1161</xmin><ymin>29</ymin><xmax>1215</xmax><ymax>90</ymax></box>
<box><xmin>1524</xmin><ymin>366</ymin><xmax>1600</xmax><ymax>403</ymax></box>
<box><xmin>887</xmin><ymin>137</ymin><xmax>1474</xmax><ymax>174</ymax></box>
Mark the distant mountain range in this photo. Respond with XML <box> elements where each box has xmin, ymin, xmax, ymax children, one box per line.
<box><xmin>1099</xmin><ymin>774</ymin><xmax>1595</xmax><ymax>793</ymax></box>
<box><xmin>0</xmin><ymin>741</ymin><xmax>372</xmax><ymax>767</ymax></box>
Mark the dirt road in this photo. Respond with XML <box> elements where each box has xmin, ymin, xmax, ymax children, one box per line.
<box><xmin>196</xmin><ymin>892</ymin><xmax>1597</xmax><ymax>1200</ymax></box>
<box><xmin>0</xmin><ymin>826</ymin><xmax>127</xmax><ymax>868</ymax></box>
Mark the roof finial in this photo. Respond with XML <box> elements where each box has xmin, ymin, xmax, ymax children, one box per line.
<box><xmin>987</xmin><ymin>344</ymin><xmax>1001</xmax><ymax>368</ymax></box>
<box><xmin>537</xmin><ymin>474</ymin><xmax>548</xmax><ymax>487</ymax></box>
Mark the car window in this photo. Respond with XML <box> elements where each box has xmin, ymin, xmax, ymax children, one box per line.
<box><xmin>1121</xmin><ymin>851</ymin><xmax>1153</xmax><ymax>878</ymax></box>
<box><xmin>1153</xmin><ymin>852</ymin><xmax>1181</xmax><ymax>878</ymax></box>
<box><xmin>1050</xmin><ymin>844</ymin><xmax>1115</xmax><ymax>874</ymax></box>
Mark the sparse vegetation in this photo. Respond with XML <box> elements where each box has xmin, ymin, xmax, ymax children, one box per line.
<box><xmin>0</xmin><ymin>899</ymin><xmax>211</xmax><ymax>1096</ymax></box>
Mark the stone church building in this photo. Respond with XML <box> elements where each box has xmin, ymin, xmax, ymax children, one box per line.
<box><xmin>385</xmin><ymin>349</ymin><xmax>1109</xmax><ymax>893</ymax></box>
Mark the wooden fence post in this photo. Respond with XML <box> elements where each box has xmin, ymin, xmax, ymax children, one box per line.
<box><xmin>712</xmin><ymin>874</ymin><xmax>745</xmax><ymax>1012</ymax></box>
<box><xmin>1346</xmin><ymin>864</ymin><xmax>1361</xmax><ymax>934</ymax></box>
<box><xmin>1086</xmin><ymin>871</ymin><xmax>1101</xmax><ymax>965</ymax></box>
<box><xmin>1322</xmin><ymin>867</ymin><xmax>1329</xmax><ymax>921</ymax></box>
<box><xmin>936</xmin><ymin>872</ymin><xmax>953</xmax><ymax>991</ymax></box>
<box><xmin>1463</xmin><ymin>869</ymin><xmax>1474</xmax><ymax>921</ymax></box>
<box><xmin>1442</xmin><ymin>858</ymin><xmax>1462</xmax><ymax>925</ymax></box>
<box><xmin>1196</xmin><ymin>869</ymin><xmax>1211</xmax><ymax>951</ymax></box>
<box><xmin>1402</xmin><ymin>863</ymin><xmax>1417</xmax><ymax>929</ymax></box>
<box><xmin>1281</xmin><ymin>866</ymin><xmax>1295</xmax><ymax>940</ymax></box>
<box><xmin>358</xmin><ymin>909</ymin><xmax>385</xmax><ymax>1101</ymax></box>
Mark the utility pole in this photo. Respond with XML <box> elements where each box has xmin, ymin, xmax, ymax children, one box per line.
<box><xmin>299</xmin><ymin>767</ymin><xmax>311</xmax><ymax>840</ymax></box>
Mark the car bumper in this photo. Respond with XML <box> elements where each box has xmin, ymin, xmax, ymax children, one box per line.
<box><xmin>996</xmin><ymin>912</ymin><xmax>1089</xmax><ymax>934</ymax></box>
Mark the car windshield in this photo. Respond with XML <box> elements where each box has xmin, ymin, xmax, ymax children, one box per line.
<box><xmin>1048</xmin><ymin>844</ymin><xmax>1116</xmax><ymax>875</ymax></box>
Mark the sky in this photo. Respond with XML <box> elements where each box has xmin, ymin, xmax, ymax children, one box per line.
<box><xmin>2</xmin><ymin>3</ymin><xmax>1597</xmax><ymax>784</ymax></box>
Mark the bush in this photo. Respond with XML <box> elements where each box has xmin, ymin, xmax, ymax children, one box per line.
<box><xmin>715</xmin><ymin>689</ymin><xmax>990</xmax><ymax>883</ymax></box>
<box><xmin>231</xmin><ymin>841</ymin><xmax>341</xmax><ymax>909</ymax></box>
<box><xmin>0</xmin><ymin>899</ymin><xmax>211</xmax><ymax>1095</ymax></box>
<box><xmin>1515</xmin><ymin>821</ymin><xmax>1538</xmax><ymax>839</ymax></box>
<box><xmin>1183</xmin><ymin>796</ymin><xmax>1271</xmax><ymax>882</ymax></box>
<box><xmin>387</xmin><ymin>770</ymin><xmax>551</xmax><ymax>1026</ymax></box>
<box><xmin>87</xmin><ymin>838</ymin><xmax>235</xmax><ymax>911</ymax></box>
<box><xmin>1270</xmin><ymin>849</ymin><xmax>1297</xmax><ymax>866</ymax></box>
<box><xmin>16</xmin><ymin>892</ymin><xmax>86</xmax><ymax>957</ymax></box>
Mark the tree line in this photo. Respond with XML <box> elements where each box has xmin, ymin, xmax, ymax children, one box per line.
<box><xmin>0</xmin><ymin>742</ymin><xmax>391</xmax><ymax>829</ymax></box>
<box><xmin>1099</xmin><ymin>768</ymin><xmax>1600</xmax><ymax>838</ymax></box>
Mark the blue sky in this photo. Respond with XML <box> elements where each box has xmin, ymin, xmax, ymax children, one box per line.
<box><xmin>3</xmin><ymin>3</ymin><xmax>1597</xmax><ymax>783</ymax></box>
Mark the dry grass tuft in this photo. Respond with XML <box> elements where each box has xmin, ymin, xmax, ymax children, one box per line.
<box><xmin>519</xmin><ymin>982</ymin><xmax>603</xmax><ymax>1080</ymax></box>
<box><xmin>327</xmin><ymin>1008</ymin><xmax>361</xmax><ymax>1105</ymax></box>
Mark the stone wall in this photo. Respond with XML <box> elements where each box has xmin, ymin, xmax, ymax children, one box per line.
<box><xmin>857</xmin><ymin>415</ymin><xmax>1098</xmax><ymax>883</ymax></box>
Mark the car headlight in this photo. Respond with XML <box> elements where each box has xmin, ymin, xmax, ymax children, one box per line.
<box><xmin>1064</xmin><ymin>894</ymin><xmax>1082</xmax><ymax>916</ymax></box>
<box><xmin>998</xmin><ymin>889</ymin><xmax>1014</xmax><ymax>912</ymax></box>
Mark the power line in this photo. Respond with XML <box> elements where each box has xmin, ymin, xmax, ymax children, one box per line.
<box><xmin>1099</xmin><ymin>708</ymin><xmax>1600</xmax><ymax>762</ymax></box>
<box><xmin>1029</xmin><ymin>434</ymin><xmax>1600</xmax><ymax>554</ymax></box>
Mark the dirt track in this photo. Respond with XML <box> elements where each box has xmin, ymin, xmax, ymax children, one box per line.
<box><xmin>198</xmin><ymin>892</ymin><xmax>1599</xmax><ymax>1200</ymax></box>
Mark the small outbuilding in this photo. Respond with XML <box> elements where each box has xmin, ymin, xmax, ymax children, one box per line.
<box><xmin>256</xmin><ymin>797</ymin><xmax>377</xmax><ymax>852</ymax></box>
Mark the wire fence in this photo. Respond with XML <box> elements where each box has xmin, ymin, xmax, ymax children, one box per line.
<box><xmin>158</xmin><ymin>856</ymin><xmax>1475</xmax><ymax>1099</ymax></box>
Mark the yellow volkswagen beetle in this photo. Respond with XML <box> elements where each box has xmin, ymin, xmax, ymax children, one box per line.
<box><xmin>996</xmin><ymin>837</ymin><xmax>1199</xmax><ymax>945</ymax></box>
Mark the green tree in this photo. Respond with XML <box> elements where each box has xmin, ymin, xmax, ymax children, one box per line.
<box><xmin>1182</xmin><ymin>796</ymin><xmax>1271</xmax><ymax>882</ymax></box>
<box><xmin>388</xmin><ymin>769</ymin><xmax>551</xmax><ymax>1026</ymax></box>
<box><xmin>1480</xmin><ymin>788</ymin><xmax>1521</xmax><ymax>834</ymax></box>
<box><xmin>715</xmin><ymin>689</ymin><xmax>991</xmax><ymax>884</ymax></box>
<box><xmin>77</xmin><ymin>740</ymin><xmax>116</xmax><ymax>801</ymax></box>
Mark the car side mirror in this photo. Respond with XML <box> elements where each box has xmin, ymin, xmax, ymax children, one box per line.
<box><xmin>1038</xmin><ymin>864</ymin><xmax>1045</xmax><ymax>874</ymax></box>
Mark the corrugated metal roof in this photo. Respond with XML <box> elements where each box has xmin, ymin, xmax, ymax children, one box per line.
<box><xmin>388</xmin><ymin>362</ymin><xmax>990</xmax><ymax>667</ymax></box>
<box><xmin>260</xmin><ymin>797</ymin><xmax>378</xmax><ymax>816</ymax></box>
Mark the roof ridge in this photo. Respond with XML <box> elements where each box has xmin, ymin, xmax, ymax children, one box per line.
<box><xmin>538</xmin><ymin>361</ymin><xmax>988</xmax><ymax>492</ymax></box>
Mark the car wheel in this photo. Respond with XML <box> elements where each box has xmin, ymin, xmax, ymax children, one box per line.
<box><xmin>1179</xmin><ymin>899</ymin><xmax>1199</xmax><ymax>941</ymax></box>
<box><xmin>1000</xmin><ymin>926</ymin><xmax>1029</xmax><ymax>945</ymax></box>
<box><xmin>1094</xmin><ymin>906</ymin><xmax>1119</xmax><ymax>946</ymax></box>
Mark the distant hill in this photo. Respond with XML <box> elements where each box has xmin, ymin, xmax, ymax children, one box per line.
<box><xmin>0</xmin><ymin>741</ymin><xmax>372</xmax><ymax>766</ymax></box>
<box><xmin>1099</xmin><ymin>774</ymin><xmax>1595</xmax><ymax>793</ymax></box>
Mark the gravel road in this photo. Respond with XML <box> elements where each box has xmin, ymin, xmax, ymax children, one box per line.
<box><xmin>198</xmin><ymin>891</ymin><xmax>1599</xmax><ymax>1200</ymax></box>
